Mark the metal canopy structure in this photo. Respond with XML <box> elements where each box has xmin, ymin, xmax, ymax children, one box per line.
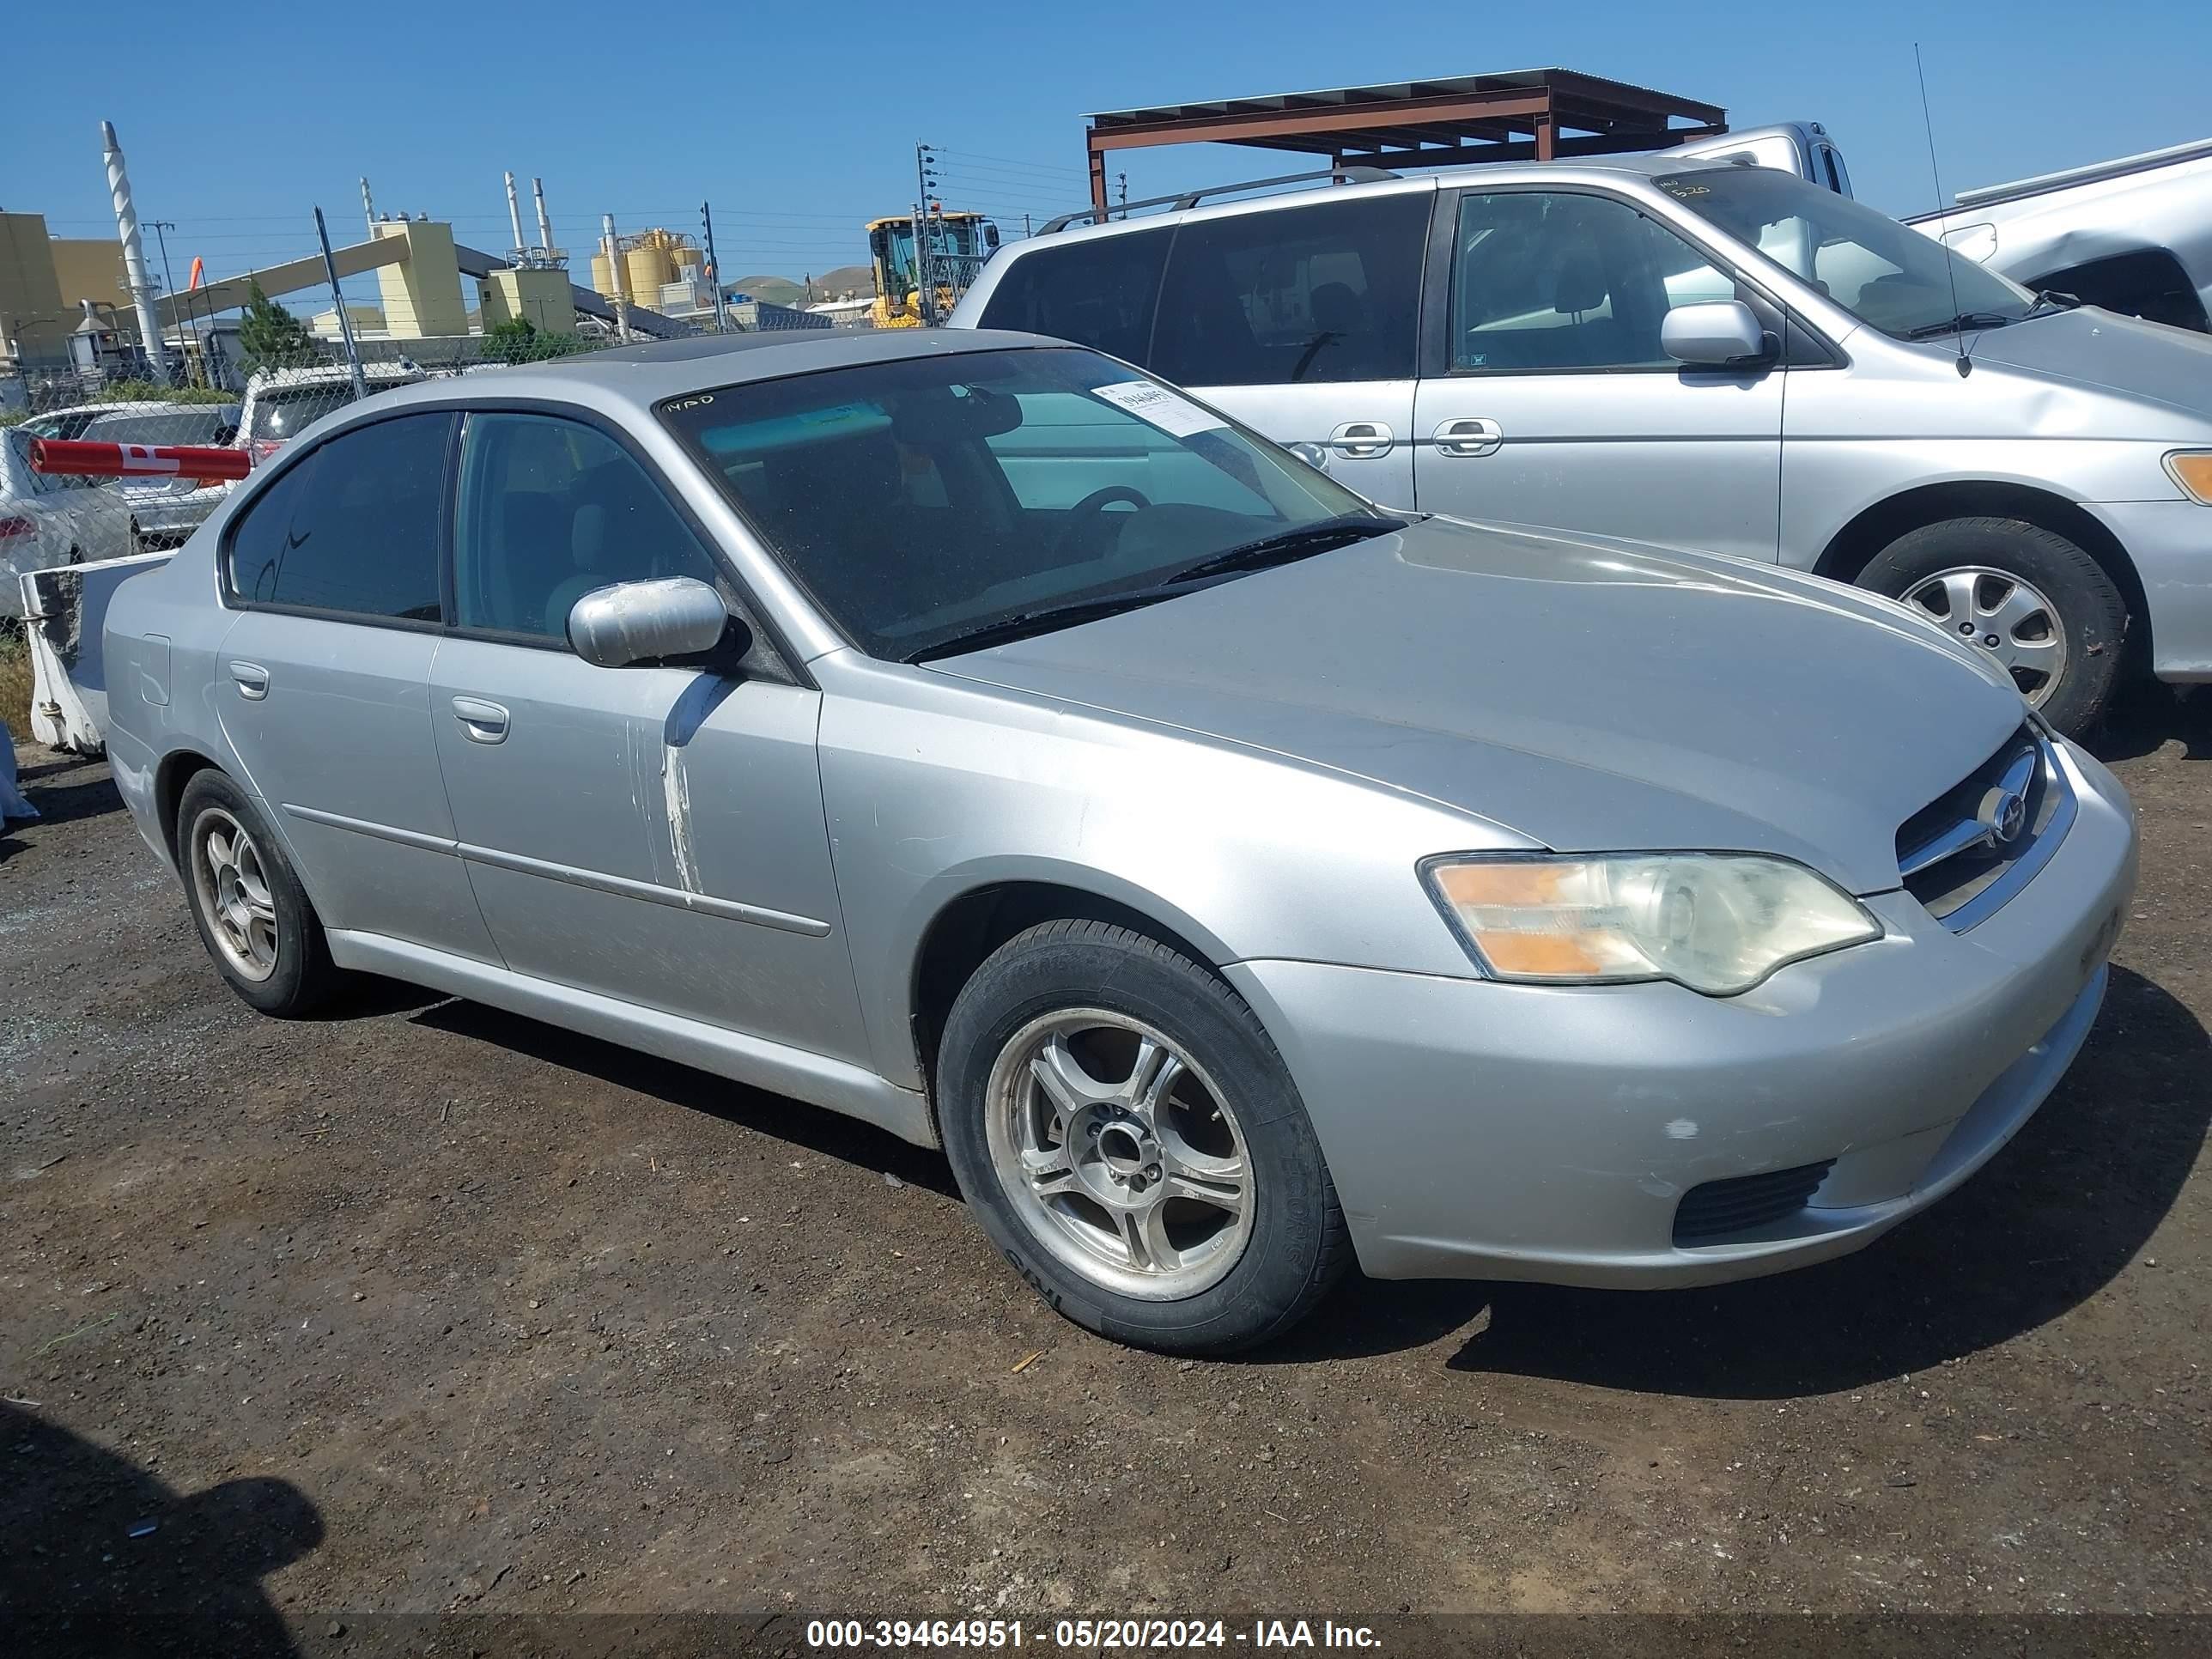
<box><xmin>1083</xmin><ymin>68</ymin><xmax>1726</xmax><ymax>216</ymax></box>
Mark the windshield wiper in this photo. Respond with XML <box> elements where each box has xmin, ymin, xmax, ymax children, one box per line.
<box><xmin>2021</xmin><ymin>289</ymin><xmax>2081</xmax><ymax>319</ymax></box>
<box><xmin>905</xmin><ymin>589</ymin><xmax>1181</xmax><ymax>662</ymax></box>
<box><xmin>1902</xmin><ymin>310</ymin><xmax>2021</xmax><ymax>340</ymax></box>
<box><xmin>1163</xmin><ymin>512</ymin><xmax>1402</xmax><ymax>586</ymax></box>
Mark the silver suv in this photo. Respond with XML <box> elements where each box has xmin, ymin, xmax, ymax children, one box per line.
<box><xmin>954</xmin><ymin>155</ymin><xmax>2212</xmax><ymax>736</ymax></box>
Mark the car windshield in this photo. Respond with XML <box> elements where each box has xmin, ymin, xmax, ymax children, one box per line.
<box><xmin>1653</xmin><ymin>167</ymin><xmax>2034</xmax><ymax>339</ymax></box>
<box><xmin>659</xmin><ymin>346</ymin><xmax>1391</xmax><ymax>661</ymax></box>
<box><xmin>249</xmin><ymin>386</ymin><xmax>353</xmax><ymax>441</ymax></box>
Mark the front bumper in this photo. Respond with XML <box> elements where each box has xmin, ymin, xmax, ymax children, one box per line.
<box><xmin>1226</xmin><ymin>739</ymin><xmax>2138</xmax><ymax>1286</ymax></box>
<box><xmin>2086</xmin><ymin>499</ymin><xmax>2212</xmax><ymax>681</ymax></box>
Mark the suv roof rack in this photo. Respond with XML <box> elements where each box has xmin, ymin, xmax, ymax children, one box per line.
<box><xmin>1036</xmin><ymin>164</ymin><xmax>1400</xmax><ymax>236</ymax></box>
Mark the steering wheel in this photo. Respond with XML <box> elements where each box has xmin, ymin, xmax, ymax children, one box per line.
<box><xmin>1051</xmin><ymin>485</ymin><xmax>1152</xmax><ymax>562</ymax></box>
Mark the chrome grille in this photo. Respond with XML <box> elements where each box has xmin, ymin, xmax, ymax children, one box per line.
<box><xmin>1895</xmin><ymin>723</ymin><xmax>2075</xmax><ymax>931</ymax></box>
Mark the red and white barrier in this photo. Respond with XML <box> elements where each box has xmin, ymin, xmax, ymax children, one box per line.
<box><xmin>27</xmin><ymin>437</ymin><xmax>252</xmax><ymax>483</ymax></box>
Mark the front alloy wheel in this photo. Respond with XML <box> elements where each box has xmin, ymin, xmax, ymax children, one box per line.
<box><xmin>1899</xmin><ymin>566</ymin><xmax>2068</xmax><ymax>708</ymax></box>
<box><xmin>986</xmin><ymin>1009</ymin><xmax>1254</xmax><ymax>1301</ymax></box>
<box><xmin>938</xmin><ymin>918</ymin><xmax>1350</xmax><ymax>1354</ymax></box>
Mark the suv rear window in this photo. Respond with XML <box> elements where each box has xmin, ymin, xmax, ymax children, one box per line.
<box><xmin>249</xmin><ymin>386</ymin><xmax>355</xmax><ymax>441</ymax></box>
<box><xmin>976</xmin><ymin>228</ymin><xmax>1170</xmax><ymax>363</ymax></box>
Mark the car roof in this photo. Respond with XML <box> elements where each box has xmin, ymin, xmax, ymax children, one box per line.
<box><xmin>366</xmin><ymin>327</ymin><xmax>1065</xmax><ymax>415</ymax></box>
<box><xmin>1001</xmin><ymin>151</ymin><xmax>1732</xmax><ymax>252</ymax></box>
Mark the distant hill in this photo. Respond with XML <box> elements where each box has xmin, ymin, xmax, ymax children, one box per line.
<box><xmin>730</xmin><ymin>264</ymin><xmax>877</xmax><ymax>309</ymax></box>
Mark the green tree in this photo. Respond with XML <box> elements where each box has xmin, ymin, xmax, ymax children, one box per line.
<box><xmin>236</xmin><ymin>282</ymin><xmax>319</xmax><ymax>374</ymax></box>
<box><xmin>481</xmin><ymin>315</ymin><xmax>579</xmax><ymax>366</ymax></box>
<box><xmin>480</xmin><ymin>315</ymin><xmax>542</xmax><ymax>365</ymax></box>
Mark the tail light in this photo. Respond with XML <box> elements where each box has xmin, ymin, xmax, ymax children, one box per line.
<box><xmin>0</xmin><ymin>515</ymin><xmax>38</xmax><ymax>541</ymax></box>
<box><xmin>249</xmin><ymin>439</ymin><xmax>283</xmax><ymax>466</ymax></box>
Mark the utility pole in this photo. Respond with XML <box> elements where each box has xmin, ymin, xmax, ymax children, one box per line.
<box><xmin>915</xmin><ymin>142</ymin><xmax>941</xmax><ymax>326</ymax></box>
<box><xmin>602</xmin><ymin>213</ymin><xmax>631</xmax><ymax>342</ymax></box>
<box><xmin>314</xmin><ymin>208</ymin><xmax>368</xmax><ymax>401</ymax></box>
<box><xmin>100</xmin><ymin>120</ymin><xmax>173</xmax><ymax>384</ymax></box>
<box><xmin>701</xmin><ymin>200</ymin><xmax>730</xmax><ymax>332</ymax></box>
<box><xmin>146</xmin><ymin>220</ymin><xmax>185</xmax><ymax>384</ymax></box>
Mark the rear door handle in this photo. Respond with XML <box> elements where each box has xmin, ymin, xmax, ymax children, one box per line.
<box><xmin>1327</xmin><ymin>420</ymin><xmax>1395</xmax><ymax>460</ymax></box>
<box><xmin>1432</xmin><ymin>417</ymin><xmax>1503</xmax><ymax>458</ymax></box>
<box><xmin>228</xmin><ymin>660</ymin><xmax>270</xmax><ymax>700</ymax></box>
<box><xmin>451</xmin><ymin>696</ymin><xmax>510</xmax><ymax>744</ymax></box>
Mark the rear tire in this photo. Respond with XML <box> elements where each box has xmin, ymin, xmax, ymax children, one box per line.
<box><xmin>176</xmin><ymin>771</ymin><xmax>339</xmax><ymax>1017</ymax></box>
<box><xmin>1855</xmin><ymin>517</ymin><xmax>2125</xmax><ymax>738</ymax></box>
<box><xmin>938</xmin><ymin>919</ymin><xmax>1350</xmax><ymax>1355</ymax></box>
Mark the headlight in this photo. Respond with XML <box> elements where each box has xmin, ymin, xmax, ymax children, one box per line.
<box><xmin>1421</xmin><ymin>853</ymin><xmax>1881</xmax><ymax>996</ymax></box>
<box><xmin>2167</xmin><ymin>451</ymin><xmax>2212</xmax><ymax>505</ymax></box>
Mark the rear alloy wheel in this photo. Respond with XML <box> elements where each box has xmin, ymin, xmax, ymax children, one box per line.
<box><xmin>1856</xmin><ymin>517</ymin><xmax>2126</xmax><ymax>738</ymax></box>
<box><xmin>177</xmin><ymin>770</ymin><xmax>338</xmax><ymax>1017</ymax></box>
<box><xmin>939</xmin><ymin>919</ymin><xmax>1350</xmax><ymax>1354</ymax></box>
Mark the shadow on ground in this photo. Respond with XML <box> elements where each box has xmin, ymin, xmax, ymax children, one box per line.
<box><xmin>0</xmin><ymin>1402</ymin><xmax>321</xmax><ymax>1657</ymax></box>
<box><xmin>18</xmin><ymin>775</ymin><xmax>124</xmax><ymax>827</ymax></box>
<box><xmin>410</xmin><ymin>1000</ymin><xmax>960</xmax><ymax>1199</ymax></box>
<box><xmin>2093</xmin><ymin>681</ymin><xmax>2212</xmax><ymax>763</ymax></box>
<box><xmin>1271</xmin><ymin>967</ymin><xmax>2208</xmax><ymax>1395</ymax></box>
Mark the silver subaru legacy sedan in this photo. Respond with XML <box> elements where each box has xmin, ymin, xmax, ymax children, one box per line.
<box><xmin>102</xmin><ymin>330</ymin><xmax>2139</xmax><ymax>1353</ymax></box>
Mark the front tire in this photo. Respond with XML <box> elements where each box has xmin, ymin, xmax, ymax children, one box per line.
<box><xmin>177</xmin><ymin>771</ymin><xmax>338</xmax><ymax>1017</ymax></box>
<box><xmin>1855</xmin><ymin>517</ymin><xmax>2126</xmax><ymax>737</ymax></box>
<box><xmin>938</xmin><ymin>920</ymin><xmax>1350</xmax><ymax>1354</ymax></box>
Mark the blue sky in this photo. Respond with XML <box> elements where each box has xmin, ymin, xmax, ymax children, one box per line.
<box><xmin>4</xmin><ymin>0</ymin><xmax>2204</xmax><ymax>311</ymax></box>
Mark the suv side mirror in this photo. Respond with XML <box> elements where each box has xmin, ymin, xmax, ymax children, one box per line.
<box><xmin>1662</xmin><ymin>300</ymin><xmax>1771</xmax><ymax>368</ymax></box>
<box><xmin>568</xmin><ymin>576</ymin><xmax>737</xmax><ymax>669</ymax></box>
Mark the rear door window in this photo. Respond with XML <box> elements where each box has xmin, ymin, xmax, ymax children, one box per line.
<box><xmin>226</xmin><ymin>412</ymin><xmax>451</xmax><ymax>621</ymax></box>
<box><xmin>1151</xmin><ymin>192</ymin><xmax>1429</xmax><ymax>386</ymax></box>
<box><xmin>976</xmin><ymin>228</ymin><xmax>1170</xmax><ymax>363</ymax></box>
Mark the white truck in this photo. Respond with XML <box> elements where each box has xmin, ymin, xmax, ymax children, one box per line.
<box><xmin>1667</xmin><ymin>124</ymin><xmax>2212</xmax><ymax>335</ymax></box>
<box><xmin>1905</xmin><ymin>137</ymin><xmax>2212</xmax><ymax>334</ymax></box>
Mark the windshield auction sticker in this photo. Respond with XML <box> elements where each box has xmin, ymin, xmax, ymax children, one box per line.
<box><xmin>1091</xmin><ymin>380</ymin><xmax>1228</xmax><ymax>438</ymax></box>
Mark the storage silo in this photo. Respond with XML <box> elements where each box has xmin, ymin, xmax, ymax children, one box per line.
<box><xmin>590</xmin><ymin>250</ymin><xmax>619</xmax><ymax>300</ymax></box>
<box><xmin>625</xmin><ymin>243</ymin><xmax>672</xmax><ymax>310</ymax></box>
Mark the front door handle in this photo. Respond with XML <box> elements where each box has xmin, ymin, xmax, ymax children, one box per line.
<box><xmin>1326</xmin><ymin>420</ymin><xmax>1394</xmax><ymax>460</ymax></box>
<box><xmin>451</xmin><ymin>696</ymin><xmax>510</xmax><ymax>744</ymax></box>
<box><xmin>228</xmin><ymin>660</ymin><xmax>270</xmax><ymax>701</ymax></box>
<box><xmin>1433</xmin><ymin>417</ymin><xmax>1504</xmax><ymax>458</ymax></box>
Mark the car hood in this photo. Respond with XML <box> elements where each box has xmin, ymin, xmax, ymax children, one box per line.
<box><xmin>1967</xmin><ymin>307</ymin><xmax>2212</xmax><ymax>429</ymax></box>
<box><xmin>928</xmin><ymin>517</ymin><xmax>2029</xmax><ymax>895</ymax></box>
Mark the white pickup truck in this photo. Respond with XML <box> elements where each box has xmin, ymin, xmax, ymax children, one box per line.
<box><xmin>1668</xmin><ymin>123</ymin><xmax>2212</xmax><ymax>335</ymax></box>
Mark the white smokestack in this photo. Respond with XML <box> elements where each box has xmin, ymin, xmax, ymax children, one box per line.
<box><xmin>100</xmin><ymin>120</ymin><xmax>171</xmax><ymax>380</ymax></box>
<box><xmin>532</xmin><ymin>176</ymin><xmax>555</xmax><ymax>257</ymax></box>
<box><xmin>504</xmin><ymin>171</ymin><xmax>526</xmax><ymax>258</ymax></box>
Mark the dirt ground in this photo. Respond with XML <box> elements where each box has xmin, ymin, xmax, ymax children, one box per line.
<box><xmin>4</xmin><ymin>690</ymin><xmax>2209</xmax><ymax>1656</ymax></box>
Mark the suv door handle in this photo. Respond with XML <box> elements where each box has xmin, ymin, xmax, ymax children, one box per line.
<box><xmin>1327</xmin><ymin>421</ymin><xmax>1394</xmax><ymax>460</ymax></box>
<box><xmin>451</xmin><ymin>696</ymin><xmax>510</xmax><ymax>744</ymax></box>
<box><xmin>1432</xmin><ymin>417</ymin><xmax>1503</xmax><ymax>458</ymax></box>
<box><xmin>227</xmin><ymin>660</ymin><xmax>270</xmax><ymax>700</ymax></box>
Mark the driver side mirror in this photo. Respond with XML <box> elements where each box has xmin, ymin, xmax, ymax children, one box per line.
<box><xmin>567</xmin><ymin>576</ymin><xmax>742</xmax><ymax>669</ymax></box>
<box><xmin>1662</xmin><ymin>300</ymin><xmax>1773</xmax><ymax>368</ymax></box>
